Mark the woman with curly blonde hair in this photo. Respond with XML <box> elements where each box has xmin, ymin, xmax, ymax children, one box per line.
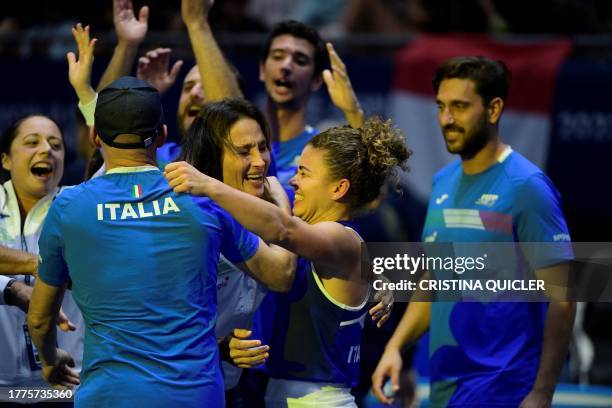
<box><xmin>165</xmin><ymin>117</ymin><xmax>411</xmax><ymax>407</ymax></box>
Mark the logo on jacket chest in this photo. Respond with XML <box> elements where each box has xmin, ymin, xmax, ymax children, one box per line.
<box><xmin>474</xmin><ymin>193</ymin><xmax>499</xmax><ymax>207</ymax></box>
<box><xmin>435</xmin><ymin>194</ymin><xmax>449</xmax><ymax>205</ymax></box>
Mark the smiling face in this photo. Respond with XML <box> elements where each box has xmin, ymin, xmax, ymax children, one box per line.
<box><xmin>1</xmin><ymin>115</ymin><xmax>65</xmax><ymax>204</ymax></box>
<box><xmin>259</xmin><ymin>34</ymin><xmax>322</xmax><ymax>109</ymax></box>
<box><xmin>222</xmin><ymin>118</ymin><xmax>270</xmax><ymax>198</ymax></box>
<box><xmin>435</xmin><ymin>78</ymin><xmax>492</xmax><ymax>159</ymax></box>
<box><xmin>176</xmin><ymin>65</ymin><xmax>205</xmax><ymax>137</ymax></box>
<box><xmin>289</xmin><ymin>144</ymin><xmax>340</xmax><ymax>223</ymax></box>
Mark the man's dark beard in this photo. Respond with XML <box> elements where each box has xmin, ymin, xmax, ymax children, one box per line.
<box><xmin>443</xmin><ymin>115</ymin><xmax>492</xmax><ymax>161</ymax></box>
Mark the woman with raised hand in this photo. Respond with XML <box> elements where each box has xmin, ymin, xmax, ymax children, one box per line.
<box><xmin>166</xmin><ymin>117</ymin><xmax>410</xmax><ymax>407</ymax></box>
<box><xmin>0</xmin><ymin>114</ymin><xmax>84</xmax><ymax>399</ymax></box>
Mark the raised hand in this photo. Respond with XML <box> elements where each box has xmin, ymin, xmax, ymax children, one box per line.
<box><xmin>66</xmin><ymin>23</ymin><xmax>97</xmax><ymax>104</ymax></box>
<box><xmin>181</xmin><ymin>0</ymin><xmax>215</xmax><ymax>26</ymax></box>
<box><xmin>322</xmin><ymin>43</ymin><xmax>364</xmax><ymax>128</ymax></box>
<box><xmin>137</xmin><ymin>48</ymin><xmax>183</xmax><ymax>96</ymax></box>
<box><xmin>113</xmin><ymin>0</ymin><xmax>149</xmax><ymax>46</ymax></box>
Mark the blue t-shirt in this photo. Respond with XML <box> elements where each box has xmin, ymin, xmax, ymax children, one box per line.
<box><xmin>156</xmin><ymin>141</ymin><xmax>182</xmax><ymax>170</ymax></box>
<box><xmin>38</xmin><ymin>166</ymin><xmax>259</xmax><ymax>408</ymax></box>
<box><xmin>421</xmin><ymin>148</ymin><xmax>572</xmax><ymax>407</ymax></box>
<box><xmin>271</xmin><ymin>126</ymin><xmax>318</xmax><ymax>190</ymax></box>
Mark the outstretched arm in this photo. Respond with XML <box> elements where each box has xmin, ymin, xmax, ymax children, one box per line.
<box><xmin>0</xmin><ymin>248</ymin><xmax>76</xmax><ymax>331</ymax></box>
<box><xmin>97</xmin><ymin>0</ymin><xmax>149</xmax><ymax>91</ymax></box>
<box><xmin>182</xmin><ymin>0</ymin><xmax>242</xmax><ymax>100</ymax></box>
<box><xmin>323</xmin><ymin>43</ymin><xmax>364</xmax><ymax>128</ymax></box>
<box><xmin>165</xmin><ymin>162</ymin><xmax>359</xmax><ymax>271</ymax></box>
<box><xmin>0</xmin><ymin>246</ymin><xmax>37</xmax><ymax>276</ymax></box>
<box><xmin>238</xmin><ymin>177</ymin><xmax>296</xmax><ymax>292</ymax></box>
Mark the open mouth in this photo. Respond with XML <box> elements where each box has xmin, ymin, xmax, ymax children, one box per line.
<box><xmin>31</xmin><ymin>163</ymin><xmax>53</xmax><ymax>178</ymax></box>
<box><xmin>245</xmin><ymin>174</ymin><xmax>264</xmax><ymax>183</ymax></box>
<box><xmin>294</xmin><ymin>192</ymin><xmax>304</xmax><ymax>201</ymax></box>
<box><xmin>273</xmin><ymin>78</ymin><xmax>293</xmax><ymax>89</ymax></box>
<box><xmin>186</xmin><ymin>105</ymin><xmax>201</xmax><ymax>117</ymax></box>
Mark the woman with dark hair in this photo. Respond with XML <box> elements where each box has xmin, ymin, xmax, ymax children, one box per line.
<box><xmin>179</xmin><ymin>100</ymin><xmax>392</xmax><ymax>406</ymax></box>
<box><xmin>166</xmin><ymin>116</ymin><xmax>410</xmax><ymax>407</ymax></box>
<box><xmin>180</xmin><ymin>98</ymin><xmax>275</xmax><ymax>200</ymax></box>
<box><xmin>0</xmin><ymin>114</ymin><xmax>83</xmax><ymax>402</ymax></box>
<box><xmin>180</xmin><ymin>98</ymin><xmax>294</xmax><ymax>405</ymax></box>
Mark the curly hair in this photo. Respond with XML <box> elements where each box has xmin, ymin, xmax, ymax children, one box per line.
<box><xmin>308</xmin><ymin>117</ymin><xmax>411</xmax><ymax>211</ymax></box>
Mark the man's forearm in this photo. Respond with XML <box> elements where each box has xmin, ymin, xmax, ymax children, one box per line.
<box><xmin>186</xmin><ymin>20</ymin><xmax>242</xmax><ymax>100</ymax></box>
<box><xmin>0</xmin><ymin>246</ymin><xmax>37</xmax><ymax>275</ymax></box>
<box><xmin>343</xmin><ymin>107</ymin><xmax>365</xmax><ymax>129</ymax></box>
<box><xmin>4</xmin><ymin>281</ymin><xmax>32</xmax><ymax>311</ymax></box>
<box><xmin>28</xmin><ymin>314</ymin><xmax>58</xmax><ymax>366</ymax></box>
<box><xmin>531</xmin><ymin>301</ymin><xmax>576</xmax><ymax>395</ymax></box>
<box><xmin>28</xmin><ymin>279</ymin><xmax>66</xmax><ymax>367</ymax></box>
<box><xmin>32</xmin><ymin>327</ymin><xmax>58</xmax><ymax>367</ymax></box>
<box><xmin>386</xmin><ymin>300</ymin><xmax>431</xmax><ymax>350</ymax></box>
<box><xmin>97</xmin><ymin>41</ymin><xmax>140</xmax><ymax>91</ymax></box>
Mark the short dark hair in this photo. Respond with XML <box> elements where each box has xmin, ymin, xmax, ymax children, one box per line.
<box><xmin>432</xmin><ymin>56</ymin><xmax>511</xmax><ymax>105</ymax></box>
<box><xmin>0</xmin><ymin>114</ymin><xmax>63</xmax><ymax>183</ymax></box>
<box><xmin>261</xmin><ymin>20</ymin><xmax>328</xmax><ymax>77</ymax></box>
<box><xmin>308</xmin><ymin>118</ymin><xmax>411</xmax><ymax>212</ymax></box>
<box><xmin>179</xmin><ymin>98</ymin><xmax>270</xmax><ymax>181</ymax></box>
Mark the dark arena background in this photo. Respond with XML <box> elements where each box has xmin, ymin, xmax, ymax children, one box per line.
<box><xmin>1</xmin><ymin>1</ymin><xmax>612</xmax><ymax>407</ymax></box>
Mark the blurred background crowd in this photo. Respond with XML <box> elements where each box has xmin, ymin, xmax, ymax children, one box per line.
<box><xmin>2</xmin><ymin>0</ymin><xmax>612</xmax><ymax>59</ymax></box>
<box><xmin>1</xmin><ymin>1</ymin><xmax>612</xmax><ymax>406</ymax></box>
<box><xmin>3</xmin><ymin>0</ymin><xmax>612</xmax><ymax>36</ymax></box>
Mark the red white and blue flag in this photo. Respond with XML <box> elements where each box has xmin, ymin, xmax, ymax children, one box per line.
<box><xmin>389</xmin><ymin>34</ymin><xmax>572</xmax><ymax>202</ymax></box>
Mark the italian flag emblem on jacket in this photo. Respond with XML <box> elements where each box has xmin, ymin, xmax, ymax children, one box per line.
<box><xmin>132</xmin><ymin>184</ymin><xmax>143</xmax><ymax>198</ymax></box>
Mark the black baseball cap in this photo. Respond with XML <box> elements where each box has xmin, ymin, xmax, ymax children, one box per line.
<box><xmin>95</xmin><ymin>76</ymin><xmax>164</xmax><ymax>149</ymax></box>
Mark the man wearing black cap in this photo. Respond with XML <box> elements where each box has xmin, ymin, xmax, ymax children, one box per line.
<box><xmin>27</xmin><ymin>76</ymin><xmax>295</xmax><ymax>407</ymax></box>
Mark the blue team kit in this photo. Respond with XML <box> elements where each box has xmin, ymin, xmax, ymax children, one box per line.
<box><xmin>38</xmin><ymin>167</ymin><xmax>259</xmax><ymax>407</ymax></box>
